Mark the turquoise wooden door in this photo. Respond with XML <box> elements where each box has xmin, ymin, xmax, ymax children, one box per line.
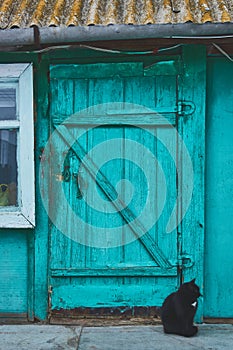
<box><xmin>45</xmin><ymin>49</ymin><xmax>205</xmax><ymax>318</ymax></box>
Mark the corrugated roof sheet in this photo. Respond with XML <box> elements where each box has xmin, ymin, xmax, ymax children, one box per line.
<box><xmin>0</xmin><ymin>0</ymin><xmax>233</xmax><ymax>29</ymax></box>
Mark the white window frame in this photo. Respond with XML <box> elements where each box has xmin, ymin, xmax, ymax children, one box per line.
<box><xmin>0</xmin><ymin>63</ymin><xmax>35</xmax><ymax>228</ymax></box>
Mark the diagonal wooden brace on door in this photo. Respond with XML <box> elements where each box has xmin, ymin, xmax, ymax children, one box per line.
<box><xmin>55</xmin><ymin>124</ymin><xmax>172</xmax><ymax>269</ymax></box>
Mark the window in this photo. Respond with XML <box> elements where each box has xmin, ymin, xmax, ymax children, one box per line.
<box><xmin>0</xmin><ymin>64</ymin><xmax>35</xmax><ymax>228</ymax></box>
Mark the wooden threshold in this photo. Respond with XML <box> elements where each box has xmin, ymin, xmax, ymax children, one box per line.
<box><xmin>0</xmin><ymin>313</ymin><xmax>29</xmax><ymax>324</ymax></box>
<box><xmin>49</xmin><ymin>306</ymin><xmax>162</xmax><ymax>326</ymax></box>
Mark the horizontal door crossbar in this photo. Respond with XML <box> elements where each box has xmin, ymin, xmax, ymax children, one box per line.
<box><xmin>51</xmin><ymin>267</ymin><xmax>177</xmax><ymax>277</ymax></box>
<box><xmin>52</xmin><ymin>110</ymin><xmax>176</xmax><ymax>126</ymax></box>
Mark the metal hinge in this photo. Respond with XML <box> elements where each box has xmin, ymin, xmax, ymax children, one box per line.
<box><xmin>177</xmin><ymin>101</ymin><xmax>196</xmax><ymax>116</ymax></box>
<box><xmin>177</xmin><ymin>254</ymin><xmax>194</xmax><ymax>269</ymax></box>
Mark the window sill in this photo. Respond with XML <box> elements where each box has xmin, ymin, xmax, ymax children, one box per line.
<box><xmin>0</xmin><ymin>211</ymin><xmax>35</xmax><ymax>228</ymax></box>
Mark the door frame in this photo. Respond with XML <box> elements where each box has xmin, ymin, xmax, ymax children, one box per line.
<box><xmin>178</xmin><ymin>46</ymin><xmax>206</xmax><ymax>321</ymax></box>
<box><xmin>34</xmin><ymin>45</ymin><xmax>206</xmax><ymax>321</ymax></box>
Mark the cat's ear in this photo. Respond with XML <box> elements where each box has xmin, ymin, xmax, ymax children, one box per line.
<box><xmin>190</xmin><ymin>278</ymin><xmax>196</xmax><ymax>284</ymax></box>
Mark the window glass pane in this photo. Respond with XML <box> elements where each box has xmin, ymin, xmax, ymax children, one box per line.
<box><xmin>0</xmin><ymin>88</ymin><xmax>17</xmax><ymax>120</ymax></box>
<box><xmin>0</xmin><ymin>129</ymin><xmax>17</xmax><ymax>206</ymax></box>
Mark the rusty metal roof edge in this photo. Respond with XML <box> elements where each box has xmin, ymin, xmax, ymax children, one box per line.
<box><xmin>0</xmin><ymin>28</ymin><xmax>35</xmax><ymax>47</ymax></box>
<box><xmin>39</xmin><ymin>24</ymin><xmax>233</xmax><ymax>44</ymax></box>
<box><xmin>1</xmin><ymin>24</ymin><xmax>233</xmax><ymax>49</ymax></box>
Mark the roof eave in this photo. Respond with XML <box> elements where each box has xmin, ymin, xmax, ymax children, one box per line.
<box><xmin>1</xmin><ymin>23</ymin><xmax>233</xmax><ymax>50</ymax></box>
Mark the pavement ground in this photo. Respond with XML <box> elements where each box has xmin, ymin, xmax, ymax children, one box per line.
<box><xmin>1</xmin><ymin>324</ymin><xmax>233</xmax><ymax>350</ymax></box>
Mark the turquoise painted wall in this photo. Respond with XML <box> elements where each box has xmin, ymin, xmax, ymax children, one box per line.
<box><xmin>204</xmin><ymin>57</ymin><xmax>233</xmax><ymax>317</ymax></box>
<box><xmin>0</xmin><ymin>231</ymin><xmax>28</xmax><ymax>315</ymax></box>
<box><xmin>0</xmin><ymin>53</ymin><xmax>48</xmax><ymax>321</ymax></box>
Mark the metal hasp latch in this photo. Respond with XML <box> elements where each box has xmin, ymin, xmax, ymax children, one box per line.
<box><xmin>177</xmin><ymin>101</ymin><xmax>196</xmax><ymax>116</ymax></box>
<box><xmin>178</xmin><ymin>254</ymin><xmax>194</xmax><ymax>269</ymax></box>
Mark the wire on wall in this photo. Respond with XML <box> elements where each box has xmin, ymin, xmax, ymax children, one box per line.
<box><xmin>212</xmin><ymin>43</ymin><xmax>233</xmax><ymax>62</ymax></box>
<box><xmin>14</xmin><ymin>41</ymin><xmax>233</xmax><ymax>62</ymax></box>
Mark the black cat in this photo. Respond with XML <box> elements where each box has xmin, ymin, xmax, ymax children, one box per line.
<box><xmin>161</xmin><ymin>279</ymin><xmax>201</xmax><ymax>337</ymax></box>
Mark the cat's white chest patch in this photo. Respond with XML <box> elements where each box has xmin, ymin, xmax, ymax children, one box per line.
<box><xmin>191</xmin><ymin>301</ymin><xmax>197</xmax><ymax>308</ymax></box>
